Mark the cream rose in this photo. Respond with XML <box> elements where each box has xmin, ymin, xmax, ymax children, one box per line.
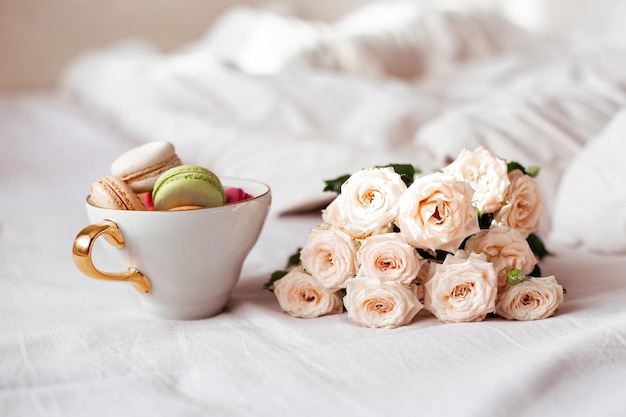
<box><xmin>356</xmin><ymin>233</ymin><xmax>423</xmax><ymax>285</ymax></box>
<box><xmin>395</xmin><ymin>172</ymin><xmax>480</xmax><ymax>253</ymax></box>
<box><xmin>464</xmin><ymin>225</ymin><xmax>537</xmax><ymax>292</ymax></box>
<box><xmin>423</xmin><ymin>250</ymin><xmax>497</xmax><ymax>322</ymax></box>
<box><xmin>322</xmin><ymin>167</ymin><xmax>407</xmax><ymax>239</ymax></box>
<box><xmin>496</xmin><ymin>276</ymin><xmax>564</xmax><ymax>320</ymax></box>
<box><xmin>442</xmin><ymin>146</ymin><xmax>510</xmax><ymax>214</ymax></box>
<box><xmin>273</xmin><ymin>268</ymin><xmax>344</xmax><ymax>318</ymax></box>
<box><xmin>344</xmin><ymin>277</ymin><xmax>423</xmax><ymax>328</ymax></box>
<box><xmin>300</xmin><ymin>225</ymin><xmax>358</xmax><ymax>291</ymax></box>
<box><xmin>494</xmin><ymin>169</ymin><xmax>542</xmax><ymax>237</ymax></box>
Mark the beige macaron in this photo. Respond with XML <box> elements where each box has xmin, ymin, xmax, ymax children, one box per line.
<box><xmin>111</xmin><ymin>141</ymin><xmax>182</xmax><ymax>193</ymax></box>
<box><xmin>88</xmin><ymin>176</ymin><xmax>146</xmax><ymax>210</ymax></box>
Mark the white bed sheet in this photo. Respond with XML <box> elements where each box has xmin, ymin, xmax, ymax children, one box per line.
<box><xmin>3</xmin><ymin>2</ymin><xmax>626</xmax><ymax>415</ymax></box>
<box><xmin>1</xmin><ymin>93</ymin><xmax>626</xmax><ymax>417</ymax></box>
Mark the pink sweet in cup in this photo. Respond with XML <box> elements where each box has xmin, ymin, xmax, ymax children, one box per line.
<box><xmin>225</xmin><ymin>187</ymin><xmax>254</xmax><ymax>204</ymax></box>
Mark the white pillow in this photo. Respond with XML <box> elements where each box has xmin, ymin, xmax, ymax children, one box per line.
<box><xmin>550</xmin><ymin>107</ymin><xmax>626</xmax><ymax>252</ymax></box>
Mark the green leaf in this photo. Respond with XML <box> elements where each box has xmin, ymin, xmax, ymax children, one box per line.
<box><xmin>263</xmin><ymin>270</ymin><xmax>289</xmax><ymax>291</ymax></box>
<box><xmin>526</xmin><ymin>166</ymin><xmax>541</xmax><ymax>178</ymax></box>
<box><xmin>527</xmin><ymin>233</ymin><xmax>550</xmax><ymax>260</ymax></box>
<box><xmin>286</xmin><ymin>248</ymin><xmax>302</xmax><ymax>268</ymax></box>
<box><xmin>508</xmin><ymin>161</ymin><xmax>541</xmax><ymax>178</ymax></box>
<box><xmin>323</xmin><ymin>174</ymin><xmax>351</xmax><ymax>194</ymax></box>
<box><xmin>382</xmin><ymin>163</ymin><xmax>420</xmax><ymax>187</ymax></box>
<box><xmin>478</xmin><ymin>212</ymin><xmax>493</xmax><ymax>230</ymax></box>
<box><xmin>528</xmin><ymin>264</ymin><xmax>542</xmax><ymax>277</ymax></box>
<box><xmin>507</xmin><ymin>161</ymin><xmax>526</xmax><ymax>174</ymax></box>
<box><xmin>417</xmin><ymin>248</ymin><xmax>449</xmax><ymax>262</ymax></box>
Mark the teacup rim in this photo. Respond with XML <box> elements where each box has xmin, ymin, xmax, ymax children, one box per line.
<box><xmin>85</xmin><ymin>176</ymin><xmax>271</xmax><ymax>213</ymax></box>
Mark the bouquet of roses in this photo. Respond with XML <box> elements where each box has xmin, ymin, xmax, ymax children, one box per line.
<box><xmin>264</xmin><ymin>146</ymin><xmax>564</xmax><ymax>329</ymax></box>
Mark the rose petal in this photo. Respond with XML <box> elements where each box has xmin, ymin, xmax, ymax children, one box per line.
<box><xmin>273</xmin><ymin>268</ymin><xmax>344</xmax><ymax>318</ymax></box>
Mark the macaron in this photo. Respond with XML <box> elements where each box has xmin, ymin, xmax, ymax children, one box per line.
<box><xmin>152</xmin><ymin>165</ymin><xmax>225</xmax><ymax>211</ymax></box>
<box><xmin>89</xmin><ymin>176</ymin><xmax>146</xmax><ymax>210</ymax></box>
<box><xmin>110</xmin><ymin>141</ymin><xmax>182</xmax><ymax>193</ymax></box>
<box><xmin>168</xmin><ymin>206</ymin><xmax>203</xmax><ymax>211</ymax></box>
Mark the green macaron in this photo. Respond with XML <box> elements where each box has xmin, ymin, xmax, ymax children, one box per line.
<box><xmin>152</xmin><ymin>165</ymin><xmax>225</xmax><ymax>211</ymax></box>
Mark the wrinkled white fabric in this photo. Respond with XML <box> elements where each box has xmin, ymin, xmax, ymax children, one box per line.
<box><xmin>332</xmin><ymin>1</ymin><xmax>533</xmax><ymax>78</ymax></box>
<box><xmin>62</xmin><ymin>40</ymin><xmax>445</xmax><ymax>214</ymax></box>
<box><xmin>60</xmin><ymin>3</ymin><xmax>626</xmax><ymax>240</ymax></box>
<box><xmin>202</xmin><ymin>3</ymin><xmax>533</xmax><ymax>79</ymax></box>
<box><xmin>2</xmin><ymin>94</ymin><xmax>626</xmax><ymax>417</ymax></box>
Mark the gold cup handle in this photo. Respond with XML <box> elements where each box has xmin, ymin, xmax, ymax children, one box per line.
<box><xmin>72</xmin><ymin>219</ymin><xmax>152</xmax><ymax>294</ymax></box>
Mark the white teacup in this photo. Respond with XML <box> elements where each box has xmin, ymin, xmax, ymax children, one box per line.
<box><xmin>72</xmin><ymin>178</ymin><xmax>271</xmax><ymax>320</ymax></box>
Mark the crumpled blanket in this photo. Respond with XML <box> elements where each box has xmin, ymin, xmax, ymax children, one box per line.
<box><xmin>62</xmin><ymin>2</ymin><xmax>626</xmax><ymax>253</ymax></box>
